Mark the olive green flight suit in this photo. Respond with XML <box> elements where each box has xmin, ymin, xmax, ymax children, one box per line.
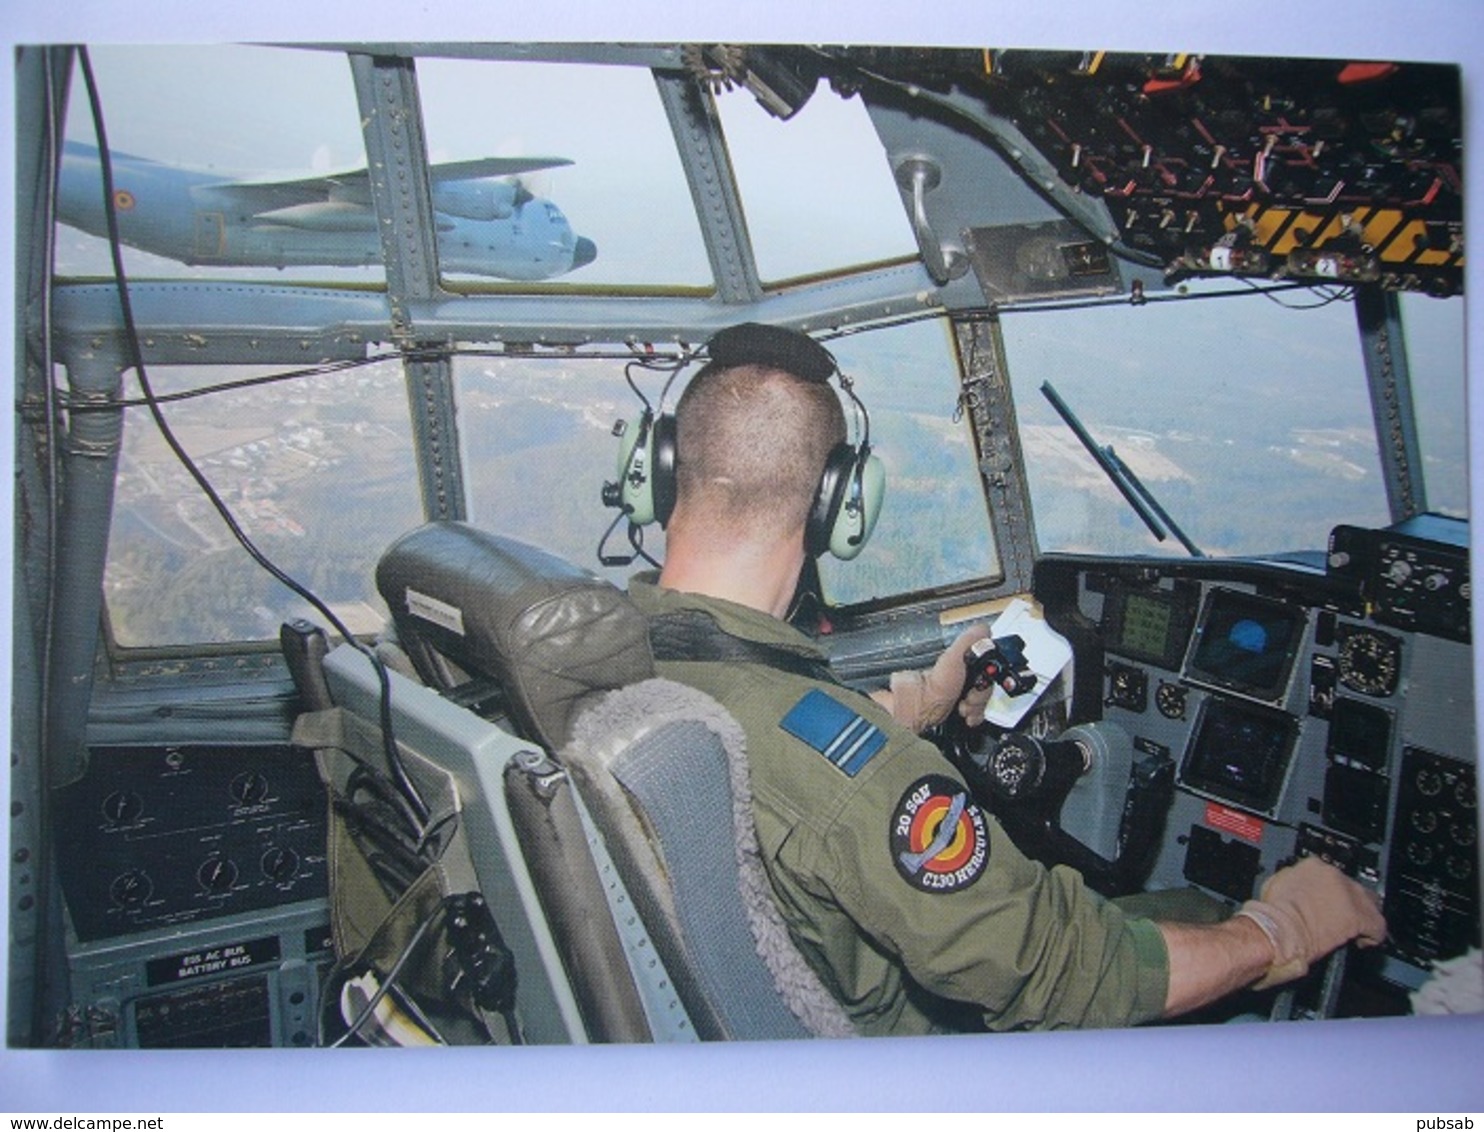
<box><xmin>629</xmin><ymin>579</ymin><xmax>1170</xmax><ymax>1035</ymax></box>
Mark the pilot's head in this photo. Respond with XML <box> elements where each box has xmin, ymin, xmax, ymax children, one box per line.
<box><xmin>669</xmin><ymin>325</ymin><xmax>847</xmax><ymax>551</ymax></box>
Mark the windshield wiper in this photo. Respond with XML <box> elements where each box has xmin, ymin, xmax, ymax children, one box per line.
<box><xmin>1040</xmin><ymin>381</ymin><xmax>1204</xmax><ymax>557</ymax></box>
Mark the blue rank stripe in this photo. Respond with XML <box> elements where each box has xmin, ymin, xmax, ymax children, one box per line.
<box><xmin>780</xmin><ymin>689</ymin><xmax>886</xmax><ymax>777</ymax></box>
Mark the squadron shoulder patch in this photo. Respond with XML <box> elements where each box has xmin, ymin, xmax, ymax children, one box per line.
<box><xmin>779</xmin><ymin>689</ymin><xmax>886</xmax><ymax>777</ymax></box>
<box><xmin>890</xmin><ymin>775</ymin><xmax>989</xmax><ymax>893</ymax></box>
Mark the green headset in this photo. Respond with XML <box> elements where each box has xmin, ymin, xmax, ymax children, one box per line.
<box><xmin>609</xmin><ymin>323</ymin><xmax>885</xmax><ymax>560</ymax></box>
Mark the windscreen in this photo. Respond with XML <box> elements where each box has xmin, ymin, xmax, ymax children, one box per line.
<box><xmin>1002</xmin><ymin>283</ymin><xmax>1466</xmax><ymax>557</ymax></box>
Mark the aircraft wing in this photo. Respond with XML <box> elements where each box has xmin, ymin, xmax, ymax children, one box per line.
<box><xmin>218</xmin><ymin>155</ymin><xmax>573</xmax><ymax>195</ymax></box>
<box><xmin>424</xmin><ymin>156</ymin><xmax>574</xmax><ymax>182</ymax></box>
<box><xmin>212</xmin><ymin>156</ymin><xmax>576</xmax><ymax>231</ymax></box>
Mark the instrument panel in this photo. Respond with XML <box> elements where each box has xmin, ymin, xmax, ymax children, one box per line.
<box><xmin>1034</xmin><ymin>515</ymin><xmax>1478</xmax><ymax>998</ymax></box>
<box><xmin>54</xmin><ymin>743</ymin><xmax>328</xmax><ymax>942</ymax></box>
<box><xmin>52</xmin><ymin>743</ymin><xmax>331</xmax><ymax>1048</ymax></box>
<box><xmin>836</xmin><ymin>49</ymin><xmax>1463</xmax><ymax>296</ymax></box>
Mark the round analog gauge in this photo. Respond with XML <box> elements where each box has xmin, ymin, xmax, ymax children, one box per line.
<box><xmin>1155</xmin><ymin>682</ymin><xmax>1187</xmax><ymax>720</ymax></box>
<box><xmin>101</xmin><ymin>789</ymin><xmax>144</xmax><ymax>826</ymax></box>
<box><xmin>1455</xmin><ymin>777</ymin><xmax>1476</xmax><ymax>811</ymax></box>
<box><xmin>261</xmin><ymin>847</ymin><xmax>300</xmax><ymax>883</ymax></box>
<box><xmin>990</xmin><ymin>737</ymin><xmax>1045</xmax><ymax>799</ymax></box>
<box><xmin>230</xmin><ymin>770</ymin><xmax>270</xmax><ymax>806</ymax></box>
<box><xmin>110</xmin><ymin>869</ymin><xmax>153</xmax><ymax>909</ymax></box>
<box><xmin>197</xmin><ymin>855</ymin><xmax>239</xmax><ymax>894</ymax></box>
<box><xmin>1337</xmin><ymin>628</ymin><xmax>1401</xmax><ymax>697</ymax></box>
<box><xmin>1106</xmin><ymin>664</ymin><xmax>1146</xmax><ymax>711</ymax></box>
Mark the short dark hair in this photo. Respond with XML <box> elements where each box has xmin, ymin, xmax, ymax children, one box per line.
<box><xmin>672</xmin><ymin>360</ymin><xmax>846</xmax><ymax>541</ymax></box>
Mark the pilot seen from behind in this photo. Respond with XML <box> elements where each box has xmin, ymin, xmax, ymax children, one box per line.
<box><xmin>626</xmin><ymin>321</ymin><xmax>1386</xmax><ymax>1033</ymax></box>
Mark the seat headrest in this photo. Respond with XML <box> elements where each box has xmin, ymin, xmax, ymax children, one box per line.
<box><xmin>376</xmin><ymin>522</ymin><xmax>654</xmax><ymax>750</ymax></box>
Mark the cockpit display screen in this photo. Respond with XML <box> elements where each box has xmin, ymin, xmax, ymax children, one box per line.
<box><xmin>1185</xmin><ymin>589</ymin><xmax>1304</xmax><ymax>701</ymax></box>
<box><xmin>1121</xmin><ymin>593</ymin><xmax>1174</xmax><ymax>658</ymax></box>
<box><xmin>1102</xmin><ymin>585</ymin><xmax>1197</xmax><ymax>670</ymax></box>
<box><xmin>1181</xmin><ymin>697</ymin><xmax>1298</xmax><ymax>813</ymax></box>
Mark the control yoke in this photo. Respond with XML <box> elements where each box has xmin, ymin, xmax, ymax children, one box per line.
<box><xmin>941</xmin><ymin>641</ymin><xmax>1175</xmax><ymax>898</ymax></box>
<box><xmin>964</xmin><ymin>633</ymin><xmax>1037</xmax><ymax>698</ymax></box>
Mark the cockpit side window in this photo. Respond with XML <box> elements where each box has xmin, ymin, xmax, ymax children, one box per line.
<box><xmin>102</xmin><ymin>360</ymin><xmax>422</xmax><ymax>647</ymax></box>
<box><xmin>818</xmin><ymin>318</ymin><xmax>1001</xmax><ymax>605</ymax></box>
<box><xmin>453</xmin><ymin>353</ymin><xmax>664</xmax><ymax>584</ymax></box>
<box><xmin>997</xmin><ymin>282</ymin><xmax>1465</xmax><ymax>558</ymax></box>
<box><xmin>55</xmin><ymin>44</ymin><xmax>382</xmax><ymax>286</ymax></box>
<box><xmin>450</xmin><ymin>320</ymin><xmax>999</xmax><ymax>608</ymax></box>
<box><xmin>714</xmin><ymin>76</ymin><xmax>919</xmax><ymax>284</ymax></box>
<box><xmin>1400</xmin><ymin>292</ymin><xmax>1469</xmax><ymax>520</ymax></box>
<box><xmin>416</xmin><ymin>57</ymin><xmax>713</xmax><ymax>290</ymax></box>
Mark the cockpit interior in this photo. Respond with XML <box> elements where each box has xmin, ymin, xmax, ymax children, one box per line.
<box><xmin>7</xmin><ymin>22</ymin><xmax>1482</xmax><ymax>1110</ymax></box>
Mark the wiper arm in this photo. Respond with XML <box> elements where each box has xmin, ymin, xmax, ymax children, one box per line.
<box><xmin>1040</xmin><ymin>381</ymin><xmax>1204</xmax><ymax>557</ymax></box>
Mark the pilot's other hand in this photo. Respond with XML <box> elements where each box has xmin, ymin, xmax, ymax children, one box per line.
<box><xmin>882</xmin><ymin>624</ymin><xmax>993</xmax><ymax>734</ymax></box>
<box><xmin>1236</xmin><ymin>856</ymin><xmax>1387</xmax><ymax>990</ymax></box>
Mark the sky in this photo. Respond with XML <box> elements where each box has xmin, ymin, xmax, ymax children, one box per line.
<box><xmin>60</xmin><ymin>42</ymin><xmax>917</xmax><ymax>287</ymax></box>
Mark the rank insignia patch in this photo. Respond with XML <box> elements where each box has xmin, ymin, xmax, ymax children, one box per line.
<box><xmin>890</xmin><ymin>774</ymin><xmax>989</xmax><ymax>893</ymax></box>
<box><xmin>780</xmin><ymin>689</ymin><xmax>886</xmax><ymax>777</ymax></box>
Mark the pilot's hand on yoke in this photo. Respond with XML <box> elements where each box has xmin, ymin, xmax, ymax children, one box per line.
<box><xmin>1236</xmin><ymin>856</ymin><xmax>1388</xmax><ymax>990</ymax></box>
<box><xmin>873</xmin><ymin>624</ymin><xmax>994</xmax><ymax>734</ymax></box>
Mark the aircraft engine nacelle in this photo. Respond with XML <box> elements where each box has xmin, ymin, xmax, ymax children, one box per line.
<box><xmin>432</xmin><ymin>180</ymin><xmax>520</xmax><ymax>222</ymax></box>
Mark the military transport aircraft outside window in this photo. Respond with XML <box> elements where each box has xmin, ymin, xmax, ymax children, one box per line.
<box><xmin>416</xmin><ymin>57</ymin><xmax>710</xmax><ymax>288</ymax></box>
<box><xmin>56</xmin><ymin>45</ymin><xmax>382</xmax><ymax>283</ymax></box>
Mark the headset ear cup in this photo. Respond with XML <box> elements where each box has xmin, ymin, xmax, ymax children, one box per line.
<box><xmin>616</xmin><ymin>411</ymin><xmax>657</xmax><ymax>525</ymax></box>
<box><xmin>615</xmin><ymin>411</ymin><xmax>677</xmax><ymax>527</ymax></box>
<box><xmin>651</xmin><ymin>413</ymin><xmax>678</xmax><ymax>527</ymax></box>
<box><xmin>828</xmin><ymin>450</ymin><xmax>885</xmax><ymax>561</ymax></box>
<box><xmin>807</xmin><ymin>443</ymin><xmax>858</xmax><ymax>558</ymax></box>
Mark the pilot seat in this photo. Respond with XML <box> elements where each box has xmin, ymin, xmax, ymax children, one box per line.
<box><xmin>305</xmin><ymin>520</ymin><xmax>852</xmax><ymax>1043</ymax></box>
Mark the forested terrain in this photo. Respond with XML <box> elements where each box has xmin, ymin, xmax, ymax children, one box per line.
<box><xmin>101</xmin><ymin>297</ymin><xmax>1467</xmax><ymax>648</ymax></box>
